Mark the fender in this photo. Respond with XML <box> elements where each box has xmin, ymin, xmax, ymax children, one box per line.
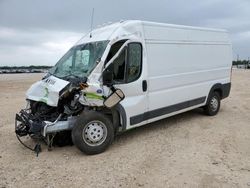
<box><xmin>114</xmin><ymin>104</ymin><xmax>127</xmax><ymax>132</ymax></box>
<box><xmin>207</xmin><ymin>83</ymin><xmax>231</xmax><ymax>104</ymax></box>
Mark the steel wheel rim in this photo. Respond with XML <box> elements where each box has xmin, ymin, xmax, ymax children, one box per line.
<box><xmin>210</xmin><ymin>97</ymin><xmax>219</xmax><ymax>111</ymax></box>
<box><xmin>82</xmin><ymin>120</ymin><xmax>107</xmax><ymax>146</ymax></box>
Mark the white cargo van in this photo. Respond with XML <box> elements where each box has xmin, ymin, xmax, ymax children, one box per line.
<box><xmin>15</xmin><ymin>20</ymin><xmax>232</xmax><ymax>155</ymax></box>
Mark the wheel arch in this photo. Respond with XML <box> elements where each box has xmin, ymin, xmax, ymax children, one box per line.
<box><xmin>97</xmin><ymin>104</ymin><xmax>127</xmax><ymax>134</ymax></box>
<box><xmin>207</xmin><ymin>83</ymin><xmax>223</xmax><ymax>104</ymax></box>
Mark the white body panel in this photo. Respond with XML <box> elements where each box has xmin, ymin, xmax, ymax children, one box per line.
<box><xmin>26</xmin><ymin>75</ymin><xmax>69</xmax><ymax>107</ymax></box>
<box><xmin>89</xmin><ymin>21</ymin><xmax>231</xmax><ymax>130</ymax></box>
<box><xmin>141</xmin><ymin>22</ymin><xmax>232</xmax><ymax>129</ymax></box>
<box><xmin>77</xmin><ymin>20</ymin><xmax>232</xmax><ymax>130</ymax></box>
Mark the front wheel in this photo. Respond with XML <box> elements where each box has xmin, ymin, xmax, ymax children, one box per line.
<box><xmin>72</xmin><ymin>111</ymin><xmax>114</xmax><ymax>155</ymax></box>
<box><xmin>204</xmin><ymin>92</ymin><xmax>221</xmax><ymax>116</ymax></box>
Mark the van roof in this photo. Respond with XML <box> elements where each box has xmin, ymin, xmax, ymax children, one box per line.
<box><xmin>76</xmin><ymin>20</ymin><xmax>228</xmax><ymax>45</ymax></box>
<box><xmin>141</xmin><ymin>20</ymin><xmax>227</xmax><ymax>33</ymax></box>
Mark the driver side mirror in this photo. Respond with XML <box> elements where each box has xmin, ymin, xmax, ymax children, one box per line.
<box><xmin>104</xmin><ymin>89</ymin><xmax>125</xmax><ymax>108</ymax></box>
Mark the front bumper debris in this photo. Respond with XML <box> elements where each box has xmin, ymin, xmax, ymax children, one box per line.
<box><xmin>15</xmin><ymin>109</ymin><xmax>77</xmax><ymax>156</ymax></box>
<box><xmin>15</xmin><ymin>110</ymin><xmax>45</xmax><ymax>137</ymax></box>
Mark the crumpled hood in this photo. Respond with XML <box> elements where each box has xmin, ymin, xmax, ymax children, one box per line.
<box><xmin>26</xmin><ymin>75</ymin><xmax>69</xmax><ymax>107</ymax></box>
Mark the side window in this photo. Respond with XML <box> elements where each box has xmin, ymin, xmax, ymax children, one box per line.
<box><xmin>127</xmin><ymin>43</ymin><xmax>142</xmax><ymax>82</ymax></box>
<box><xmin>113</xmin><ymin>49</ymin><xmax>126</xmax><ymax>82</ymax></box>
<box><xmin>104</xmin><ymin>41</ymin><xmax>142</xmax><ymax>84</ymax></box>
<box><xmin>105</xmin><ymin>40</ymin><xmax>127</xmax><ymax>64</ymax></box>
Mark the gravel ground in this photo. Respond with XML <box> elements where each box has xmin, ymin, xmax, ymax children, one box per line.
<box><xmin>0</xmin><ymin>70</ymin><xmax>250</xmax><ymax>188</ymax></box>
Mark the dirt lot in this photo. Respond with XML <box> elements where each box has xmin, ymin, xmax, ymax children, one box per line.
<box><xmin>0</xmin><ymin>70</ymin><xmax>250</xmax><ymax>188</ymax></box>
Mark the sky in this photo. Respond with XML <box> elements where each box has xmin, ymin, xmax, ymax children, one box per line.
<box><xmin>0</xmin><ymin>0</ymin><xmax>249</xmax><ymax>66</ymax></box>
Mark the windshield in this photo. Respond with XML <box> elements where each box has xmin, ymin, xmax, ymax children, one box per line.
<box><xmin>49</xmin><ymin>40</ymin><xmax>109</xmax><ymax>78</ymax></box>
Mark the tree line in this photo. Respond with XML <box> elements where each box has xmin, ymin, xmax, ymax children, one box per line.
<box><xmin>232</xmin><ymin>60</ymin><xmax>249</xmax><ymax>66</ymax></box>
<box><xmin>0</xmin><ymin>65</ymin><xmax>52</xmax><ymax>70</ymax></box>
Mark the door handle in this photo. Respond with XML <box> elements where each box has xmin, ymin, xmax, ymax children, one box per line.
<box><xmin>142</xmin><ymin>80</ymin><xmax>147</xmax><ymax>92</ymax></box>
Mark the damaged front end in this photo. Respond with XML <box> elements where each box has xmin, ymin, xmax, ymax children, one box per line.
<box><xmin>15</xmin><ymin>75</ymin><xmax>92</xmax><ymax>155</ymax></box>
<box><xmin>15</xmin><ymin>106</ymin><xmax>77</xmax><ymax>155</ymax></box>
<box><xmin>15</xmin><ymin>102</ymin><xmax>78</xmax><ymax>140</ymax></box>
<box><xmin>15</xmin><ymin>39</ymin><xmax>127</xmax><ymax>155</ymax></box>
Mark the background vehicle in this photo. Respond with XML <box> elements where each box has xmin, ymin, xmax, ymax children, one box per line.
<box><xmin>15</xmin><ymin>20</ymin><xmax>232</xmax><ymax>155</ymax></box>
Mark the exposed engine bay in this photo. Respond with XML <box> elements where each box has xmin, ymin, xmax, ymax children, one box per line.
<box><xmin>15</xmin><ymin>74</ymin><xmax>108</xmax><ymax>156</ymax></box>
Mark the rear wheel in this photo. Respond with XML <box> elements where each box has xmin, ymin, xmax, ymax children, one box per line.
<box><xmin>72</xmin><ymin>111</ymin><xmax>114</xmax><ymax>155</ymax></box>
<box><xmin>204</xmin><ymin>92</ymin><xmax>221</xmax><ymax>116</ymax></box>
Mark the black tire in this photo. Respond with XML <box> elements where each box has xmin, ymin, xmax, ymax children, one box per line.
<box><xmin>72</xmin><ymin>111</ymin><xmax>114</xmax><ymax>155</ymax></box>
<box><xmin>204</xmin><ymin>92</ymin><xmax>221</xmax><ymax>116</ymax></box>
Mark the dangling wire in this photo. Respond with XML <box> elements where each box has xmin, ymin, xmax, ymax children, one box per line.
<box><xmin>16</xmin><ymin>133</ymin><xmax>34</xmax><ymax>151</ymax></box>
